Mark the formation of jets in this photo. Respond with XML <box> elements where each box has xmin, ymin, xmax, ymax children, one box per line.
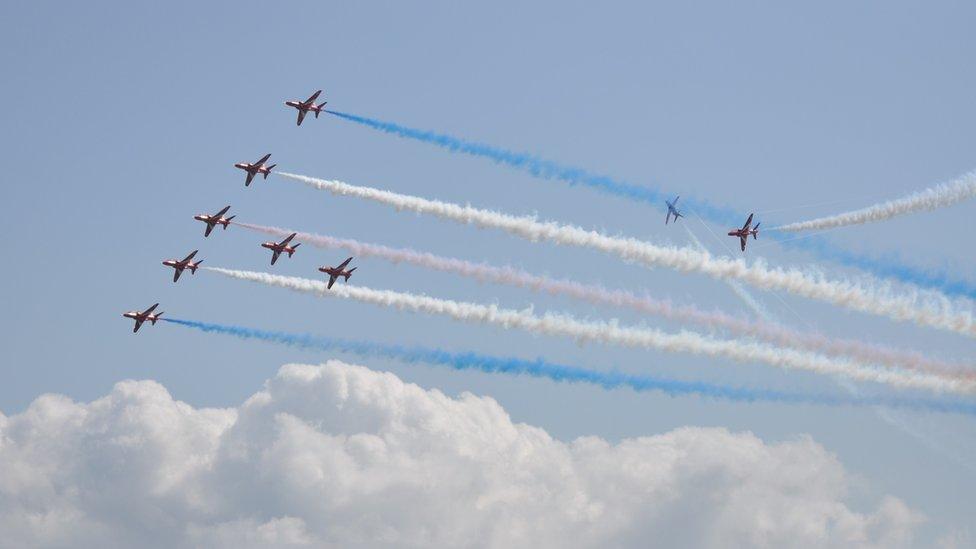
<box><xmin>125</xmin><ymin>90</ymin><xmax>356</xmax><ymax>333</ymax></box>
<box><xmin>127</xmin><ymin>89</ymin><xmax>768</xmax><ymax>333</ymax></box>
<box><xmin>663</xmin><ymin>197</ymin><xmax>759</xmax><ymax>252</ymax></box>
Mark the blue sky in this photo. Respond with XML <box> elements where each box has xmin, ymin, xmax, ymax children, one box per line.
<box><xmin>1</xmin><ymin>1</ymin><xmax>974</xmax><ymax>544</ymax></box>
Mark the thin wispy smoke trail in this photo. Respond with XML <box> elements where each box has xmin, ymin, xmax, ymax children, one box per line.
<box><xmin>276</xmin><ymin>172</ymin><xmax>976</xmax><ymax>339</ymax></box>
<box><xmin>162</xmin><ymin>317</ymin><xmax>976</xmax><ymax>416</ymax></box>
<box><xmin>204</xmin><ymin>266</ymin><xmax>974</xmax><ymax>395</ymax></box>
<box><xmin>776</xmin><ymin>171</ymin><xmax>976</xmax><ymax>232</ymax></box>
<box><xmin>325</xmin><ymin>110</ymin><xmax>976</xmax><ymax>299</ymax></box>
<box><xmin>235</xmin><ymin>221</ymin><xmax>975</xmax><ymax>381</ymax></box>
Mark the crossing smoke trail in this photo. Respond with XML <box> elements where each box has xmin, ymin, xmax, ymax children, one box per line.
<box><xmin>162</xmin><ymin>317</ymin><xmax>976</xmax><ymax>417</ymax></box>
<box><xmin>776</xmin><ymin>171</ymin><xmax>976</xmax><ymax>232</ymax></box>
<box><xmin>235</xmin><ymin>221</ymin><xmax>975</xmax><ymax>381</ymax></box>
<box><xmin>326</xmin><ymin>110</ymin><xmax>739</xmax><ymax>225</ymax></box>
<box><xmin>326</xmin><ymin>110</ymin><xmax>976</xmax><ymax>300</ymax></box>
<box><xmin>276</xmin><ymin>172</ymin><xmax>976</xmax><ymax>339</ymax></box>
<box><xmin>684</xmin><ymin>225</ymin><xmax>976</xmax><ymax>472</ymax></box>
<box><xmin>204</xmin><ymin>267</ymin><xmax>975</xmax><ymax>395</ymax></box>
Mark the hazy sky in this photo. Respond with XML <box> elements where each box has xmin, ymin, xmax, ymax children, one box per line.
<box><xmin>1</xmin><ymin>1</ymin><xmax>974</xmax><ymax>546</ymax></box>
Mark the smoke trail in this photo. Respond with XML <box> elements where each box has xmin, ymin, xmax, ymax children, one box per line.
<box><xmin>276</xmin><ymin>172</ymin><xmax>976</xmax><ymax>339</ymax></box>
<box><xmin>162</xmin><ymin>317</ymin><xmax>976</xmax><ymax>416</ymax></box>
<box><xmin>776</xmin><ymin>171</ymin><xmax>976</xmax><ymax>231</ymax></box>
<box><xmin>236</xmin><ymin>221</ymin><xmax>975</xmax><ymax>381</ymax></box>
<box><xmin>203</xmin><ymin>266</ymin><xmax>974</xmax><ymax>395</ymax></box>
<box><xmin>326</xmin><ymin>110</ymin><xmax>741</xmax><ymax>225</ymax></box>
<box><xmin>782</xmin><ymin>236</ymin><xmax>976</xmax><ymax>301</ymax></box>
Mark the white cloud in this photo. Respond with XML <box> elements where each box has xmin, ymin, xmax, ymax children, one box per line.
<box><xmin>0</xmin><ymin>360</ymin><xmax>923</xmax><ymax>548</ymax></box>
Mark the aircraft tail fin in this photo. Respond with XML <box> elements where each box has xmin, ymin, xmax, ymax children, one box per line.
<box><xmin>224</xmin><ymin>215</ymin><xmax>235</xmax><ymax>225</ymax></box>
<box><xmin>753</xmin><ymin>222</ymin><xmax>760</xmax><ymax>239</ymax></box>
<box><xmin>151</xmin><ymin>313</ymin><xmax>163</xmax><ymax>325</ymax></box>
<box><xmin>288</xmin><ymin>243</ymin><xmax>301</xmax><ymax>257</ymax></box>
<box><xmin>344</xmin><ymin>267</ymin><xmax>357</xmax><ymax>281</ymax></box>
<box><xmin>190</xmin><ymin>261</ymin><xmax>201</xmax><ymax>274</ymax></box>
<box><xmin>264</xmin><ymin>165</ymin><xmax>276</xmax><ymax>178</ymax></box>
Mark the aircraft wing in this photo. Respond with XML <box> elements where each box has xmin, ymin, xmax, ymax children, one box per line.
<box><xmin>336</xmin><ymin>257</ymin><xmax>353</xmax><ymax>270</ymax></box>
<box><xmin>271</xmin><ymin>249</ymin><xmax>281</xmax><ymax>265</ymax></box>
<box><xmin>204</xmin><ymin>223</ymin><xmax>215</xmax><ymax>237</ymax></box>
<box><xmin>142</xmin><ymin>303</ymin><xmax>159</xmax><ymax>315</ymax></box>
<box><xmin>215</xmin><ymin>205</ymin><xmax>231</xmax><ymax>217</ymax></box>
<box><xmin>173</xmin><ymin>269</ymin><xmax>182</xmax><ymax>283</ymax></box>
<box><xmin>245</xmin><ymin>172</ymin><xmax>255</xmax><ymax>187</ymax></box>
<box><xmin>182</xmin><ymin>250</ymin><xmax>198</xmax><ymax>262</ymax></box>
<box><xmin>740</xmin><ymin>235</ymin><xmax>747</xmax><ymax>252</ymax></box>
<box><xmin>256</xmin><ymin>153</ymin><xmax>271</xmax><ymax>165</ymax></box>
<box><xmin>665</xmin><ymin>212</ymin><xmax>671</xmax><ymax>225</ymax></box>
<box><xmin>328</xmin><ymin>274</ymin><xmax>338</xmax><ymax>289</ymax></box>
<box><xmin>305</xmin><ymin>90</ymin><xmax>322</xmax><ymax>104</ymax></box>
<box><xmin>280</xmin><ymin>233</ymin><xmax>297</xmax><ymax>246</ymax></box>
<box><xmin>133</xmin><ymin>319</ymin><xmax>144</xmax><ymax>333</ymax></box>
<box><xmin>742</xmin><ymin>213</ymin><xmax>754</xmax><ymax>231</ymax></box>
<box><xmin>296</xmin><ymin>110</ymin><xmax>307</xmax><ymax>126</ymax></box>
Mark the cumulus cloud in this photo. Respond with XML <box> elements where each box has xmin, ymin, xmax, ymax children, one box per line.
<box><xmin>0</xmin><ymin>361</ymin><xmax>923</xmax><ymax>548</ymax></box>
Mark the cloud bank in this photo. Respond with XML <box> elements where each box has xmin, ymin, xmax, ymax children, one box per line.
<box><xmin>0</xmin><ymin>360</ymin><xmax>922</xmax><ymax>548</ymax></box>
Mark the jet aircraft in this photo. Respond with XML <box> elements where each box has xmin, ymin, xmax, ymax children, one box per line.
<box><xmin>122</xmin><ymin>303</ymin><xmax>163</xmax><ymax>333</ymax></box>
<box><xmin>234</xmin><ymin>153</ymin><xmax>276</xmax><ymax>186</ymax></box>
<box><xmin>318</xmin><ymin>257</ymin><xmax>356</xmax><ymax>289</ymax></box>
<box><xmin>262</xmin><ymin>232</ymin><xmax>300</xmax><ymax>265</ymax></box>
<box><xmin>728</xmin><ymin>213</ymin><xmax>760</xmax><ymax>251</ymax></box>
<box><xmin>665</xmin><ymin>196</ymin><xmax>683</xmax><ymax>225</ymax></box>
<box><xmin>194</xmin><ymin>205</ymin><xmax>235</xmax><ymax>237</ymax></box>
<box><xmin>162</xmin><ymin>250</ymin><xmax>203</xmax><ymax>282</ymax></box>
<box><xmin>285</xmin><ymin>90</ymin><xmax>327</xmax><ymax>126</ymax></box>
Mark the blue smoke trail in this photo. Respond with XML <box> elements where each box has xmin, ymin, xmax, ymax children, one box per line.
<box><xmin>163</xmin><ymin>317</ymin><xmax>976</xmax><ymax>416</ymax></box>
<box><xmin>327</xmin><ymin>110</ymin><xmax>976</xmax><ymax>300</ymax></box>
<box><xmin>327</xmin><ymin>110</ymin><xmax>742</xmax><ymax>225</ymax></box>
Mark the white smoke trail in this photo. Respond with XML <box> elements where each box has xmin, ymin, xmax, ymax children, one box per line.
<box><xmin>276</xmin><ymin>172</ymin><xmax>976</xmax><ymax>338</ymax></box>
<box><xmin>776</xmin><ymin>171</ymin><xmax>976</xmax><ymax>232</ymax></box>
<box><xmin>204</xmin><ymin>266</ymin><xmax>975</xmax><ymax>395</ymax></box>
<box><xmin>235</xmin><ymin>221</ymin><xmax>975</xmax><ymax>381</ymax></box>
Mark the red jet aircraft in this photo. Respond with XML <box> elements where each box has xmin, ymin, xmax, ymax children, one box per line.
<box><xmin>318</xmin><ymin>257</ymin><xmax>356</xmax><ymax>289</ymax></box>
<box><xmin>163</xmin><ymin>250</ymin><xmax>203</xmax><ymax>282</ymax></box>
<box><xmin>262</xmin><ymin>232</ymin><xmax>300</xmax><ymax>265</ymax></box>
<box><xmin>728</xmin><ymin>213</ymin><xmax>760</xmax><ymax>251</ymax></box>
<box><xmin>285</xmin><ymin>90</ymin><xmax>327</xmax><ymax>126</ymax></box>
<box><xmin>122</xmin><ymin>303</ymin><xmax>163</xmax><ymax>333</ymax></box>
<box><xmin>194</xmin><ymin>205</ymin><xmax>235</xmax><ymax>237</ymax></box>
<box><xmin>234</xmin><ymin>153</ymin><xmax>276</xmax><ymax>186</ymax></box>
